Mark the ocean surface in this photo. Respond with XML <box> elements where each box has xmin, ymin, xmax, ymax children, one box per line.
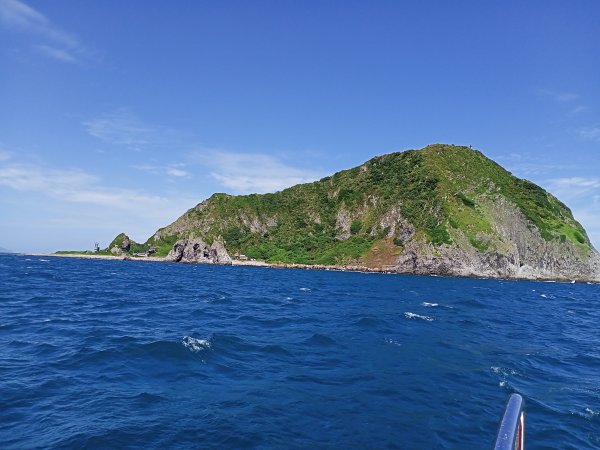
<box><xmin>1</xmin><ymin>254</ymin><xmax>599</xmax><ymax>449</ymax></box>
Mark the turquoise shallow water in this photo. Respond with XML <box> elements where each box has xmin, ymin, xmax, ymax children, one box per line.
<box><xmin>1</xmin><ymin>254</ymin><xmax>599</xmax><ymax>449</ymax></box>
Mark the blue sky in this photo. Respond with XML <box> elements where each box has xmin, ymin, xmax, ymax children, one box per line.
<box><xmin>1</xmin><ymin>0</ymin><xmax>599</xmax><ymax>253</ymax></box>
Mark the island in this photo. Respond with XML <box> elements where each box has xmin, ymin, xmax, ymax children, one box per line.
<box><xmin>56</xmin><ymin>144</ymin><xmax>600</xmax><ymax>282</ymax></box>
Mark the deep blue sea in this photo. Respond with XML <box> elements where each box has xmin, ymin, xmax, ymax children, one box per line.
<box><xmin>1</xmin><ymin>254</ymin><xmax>599</xmax><ymax>449</ymax></box>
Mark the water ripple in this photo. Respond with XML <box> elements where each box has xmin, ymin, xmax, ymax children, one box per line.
<box><xmin>1</xmin><ymin>254</ymin><xmax>599</xmax><ymax>449</ymax></box>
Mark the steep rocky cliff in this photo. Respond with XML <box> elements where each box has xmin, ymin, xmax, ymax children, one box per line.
<box><xmin>111</xmin><ymin>144</ymin><xmax>600</xmax><ymax>281</ymax></box>
<box><xmin>166</xmin><ymin>237</ymin><xmax>232</xmax><ymax>265</ymax></box>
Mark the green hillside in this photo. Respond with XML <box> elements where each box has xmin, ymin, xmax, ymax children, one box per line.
<box><xmin>136</xmin><ymin>144</ymin><xmax>591</xmax><ymax>265</ymax></box>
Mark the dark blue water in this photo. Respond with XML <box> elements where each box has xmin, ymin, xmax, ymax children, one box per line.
<box><xmin>1</xmin><ymin>254</ymin><xmax>599</xmax><ymax>449</ymax></box>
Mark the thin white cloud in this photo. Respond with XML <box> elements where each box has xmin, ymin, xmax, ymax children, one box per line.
<box><xmin>577</xmin><ymin>126</ymin><xmax>600</xmax><ymax>142</ymax></box>
<box><xmin>538</xmin><ymin>89</ymin><xmax>579</xmax><ymax>103</ymax></box>
<box><xmin>493</xmin><ymin>153</ymin><xmax>568</xmax><ymax>178</ymax></box>
<box><xmin>546</xmin><ymin>177</ymin><xmax>600</xmax><ymax>203</ymax></box>
<box><xmin>83</xmin><ymin>109</ymin><xmax>186</xmax><ymax>151</ymax></box>
<box><xmin>537</xmin><ymin>88</ymin><xmax>589</xmax><ymax>124</ymax></box>
<box><xmin>0</xmin><ymin>162</ymin><xmax>177</xmax><ymax>209</ymax></box>
<box><xmin>1</xmin><ymin>0</ymin><xmax>54</xmax><ymax>34</ymax></box>
<box><xmin>193</xmin><ymin>150</ymin><xmax>325</xmax><ymax>194</ymax></box>
<box><xmin>132</xmin><ymin>162</ymin><xmax>189</xmax><ymax>178</ymax></box>
<box><xmin>567</xmin><ymin>105</ymin><xmax>589</xmax><ymax>116</ymax></box>
<box><xmin>0</xmin><ymin>157</ymin><xmax>201</xmax><ymax>251</ymax></box>
<box><xmin>549</xmin><ymin>177</ymin><xmax>600</xmax><ymax>190</ymax></box>
<box><xmin>35</xmin><ymin>44</ymin><xmax>76</xmax><ymax>63</ymax></box>
<box><xmin>0</xmin><ymin>149</ymin><xmax>11</xmax><ymax>161</ymax></box>
<box><xmin>0</xmin><ymin>0</ymin><xmax>88</xmax><ymax>63</ymax></box>
<box><xmin>166</xmin><ymin>167</ymin><xmax>188</xmax><ymax>177</ymax></box>
<box><xmin>0</xmin><ymin>164</ymin><xmax>96</xmax><ymax>192</ymax></box>
<box><xmin>83</xmin><ymin>109</ymin><xmax>153</xmax><ymax>147</ymax></box>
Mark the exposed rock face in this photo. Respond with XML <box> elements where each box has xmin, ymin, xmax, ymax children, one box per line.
<box><xmin>335</xmin><ymin>207</ymin><xmax>352</xmax><ymax>240</ymax></box>
<box><xmin>121</xmin><ymin>236</ymin><xmax>131</xmax><ymax>252</ymax></box>
<box><xmin>166</xmin><ymin>237</ymin><xmax>232</xmax><ymax>265</ymax></box>
<box><xmin>370</xmin><ymin>204</ymin><xmax>415</xmax><ymax>242</ymax></box>
<box><xmin>394</xmin><ymin>198</ymin><xmax>600</xmax><ymax>281</ymax></box>
<box><xmin>109</xmin><ymin>233</ymin><xmax>131</xmax><ymax>255</ymax></box>
<box><xmin>240</xmin><ymin>213</ymin><xmax>277</xmax><ymax>235</ymax></box>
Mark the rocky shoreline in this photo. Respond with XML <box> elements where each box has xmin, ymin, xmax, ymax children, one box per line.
<box><xmin>47</xmin><ymin>252</ymin><xmax>598</xmax><ymax>283</ymax></box>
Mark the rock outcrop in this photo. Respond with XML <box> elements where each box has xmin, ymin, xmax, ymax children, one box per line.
<box><xmin>109</xmin><ymin>233</ymin><xmax>132</xmax><ymax>255</ymax></box>
<box><xmin>121</xmin><ymin>236</ymin><xmax>131</xmax><ymax>252</ymax></box>
<box><xmin>393</xmin><ymin>197</ymin><xmax>600</xmax><ymax>281</ymax></box>
<box><xmin>166</xmin><ymin>237</ymin><xmax>232</xmax><ymax>265</ymax></box>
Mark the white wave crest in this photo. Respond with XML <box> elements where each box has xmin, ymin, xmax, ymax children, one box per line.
<box><xmin>586</xmin><ymin>408</ymin><xmax>599</xmax><ymax>417</ymax></box>
<box><xmin>491</xmin><ymin>366</ymin><xmax>519</xmax><ymax>376</ymax></box>
<box><xmin>404</xmin><ymin>312</ymin><xmax>434</xmax><ymax>322</ymax></box>
<box><xmin>384</xmin><ymin>338</ymin><xmax>402</xmax><ymax>346</ymax></box>
<box><xmin>421</xmin><ymin>302</ymin><xmax>439</xmax><ymax>307</ymax></box>
<box><xmin>299</xmin><ymin>287</ymin><xmax>311</xmax><ymax>291</ymax></box>
<box><xmin>182</xmin><ymin>336</ymin><xmax>211</xmax><ymax>353</ymax></box>
<box><xmin>571</xmin><ymin>407</ymin><xmax>600</xmax><ymax>420</ymax></box>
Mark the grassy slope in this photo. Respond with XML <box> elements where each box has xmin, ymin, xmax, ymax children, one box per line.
<box><xmin>140</xmin><ymin>144</ymin><xmax>591</xmax><ymax>264</ymax></box>
<box><xmin>421</xmin><ymin>145</ymin><xmax>590</xmax><ymax>251</ymax></box>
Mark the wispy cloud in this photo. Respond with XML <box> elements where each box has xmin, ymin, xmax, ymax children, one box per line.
<box><xmin>547</xmin><ymin>177</ymin><xmax>600</xmax><ymax>202</ymax></box>
<box><xmin>535</xmin><ymin>89</ymin><xmax>600</xmax><ymax>144</ymax></box>
<box><xmin>0</xmin><ymin>163</ymin><xmax>143</xmax><ymax>208</ymax></box>
<box><xmin>493</xmin><ymin>153</ymin><xmax>572</xmax><ymax>178</ymax></box>
<box><xmin>0</xmin><ymin>0</ymin><xmax>89</xmax><ymax>63</ymax></box>
<box><xmin>34</xmin><ymin>44</ymin><xmax>76</xmax><ymax>63</ymax></box>
<box><xmin>133</xmin><ymin>162</ymin><xmax>189</xmax><ymax>178</ymax></box>
<box><xmin>0</xmin><ymin>159</ymin><xmax>197</xmax><ymax>221</ymax></box>
<box><xmin>167</xmin><ymin>167</ymin><xmax>187</xmax><ymax>177</ymax></box>
<box><xmin>549</xmin><ymin>177</ymin><xmax>600</xmax><ymax>190</ymax></box>
<box><xmin>0</xmin><ymin>149</ymin><xmax>11</xmax><ymax>161</ymax></box>
<box><xmin>83</xmin><ymin>109</ymin><xmax>185</xmax><ymax>152</ymax></box>
<box><xmin>538</xmin><ymin>89</ymin><xmax>579</xmax><ymax>103</ymax></box>
<box><xmin>567</xmin><ymin>105</ymin><xmax>589</xmax><ymax>117</ymax></box>
<box><xmin>191</xmin><ymin>150</ymin><xmax>325</xmax><ymax>194</ymax></box>
<box><xmin>83</xmin><ymin>109</ymin><xmax>153</xmax><ymax>148</ymax></box>
<box><xmin>577</xmin><ymin>126</ymin><xmax>600</xmax><ymax>142</ymax></box>
<box><xmin>537</xmin><ymin>88</ymin><xmax>591</xmax><ymax>123</ymax></box>
<box><xmin>0</xmin><ymin>155</ymin><xmax>200</xmax><ymax>250</ymax></box>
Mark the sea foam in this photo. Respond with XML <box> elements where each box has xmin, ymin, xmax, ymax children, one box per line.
<box><xmin>384</xmin><ymin>338</ymin><xmax>402</xmax><ymax>346</ymax></box>
<box><xmin>182</xmin><ymin>336</ymin><xmax>211</xmax><ymax>352</ymax></box>
<box><xmin>404</xmin><ymin>312</ymin><xmax>434</xmax><ymax>322</ymax></box>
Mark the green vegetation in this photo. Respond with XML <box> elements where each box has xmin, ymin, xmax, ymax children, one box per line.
<box><xmin>95</xmin><ymin>144</ymin><xmax>591</xmax><ymax>265</ymax></box>
<box><xmin>469</xmin><ymin>237</ymin><xmax>490</xmax><ymax>252</ymax></box>
<box><xmin>421</xmin><ymin>144</ymin><xmax>591</xmax><ymax>250</ymax></box>
<box><xmin>107</xmin><ymin>233</ymin><xmax>129</xmax><ymax>250</ymax></box>
<box><xmin>145</xmin><ymin>233</ymin><xmax>178</xmax><ymax>257</ymax></box>
<box><xmin>350</xmin><ymin>220</ymin><xmax>363</xmax><ymax>235</ymax></box>
<box><xmin>455</xmin><ymin>192</ymin><xmax>476</xmax><ymax>208</ymax></box>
